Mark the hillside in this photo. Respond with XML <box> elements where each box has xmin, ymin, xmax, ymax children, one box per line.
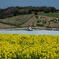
<box><xmin>0</xmin><ymin>6</ymin><xmax>57</xmax><ymax>19</ymax></box>
<box><xmin>0</xmin><ymin>13</ymin><xmax>59</xmax><ymax>29</ymax></box>
<box><xmin>0</xmin><ymin>14</ymin><xmax>33</xmax><ymax>28</ymax></box>
<box><xmin>0</xmin><ymin>23</ymin><xmax>16</xmax><ymax>29</ymax></box>
<box><xmin>0</xmin><ymin>6</ymin><xmax>59</xmax><ymax>29</ymax></box>
<box><xmin>21</xmin><ymin>14</ymin><xmax>59</xmax><ymax>28</ymax></box>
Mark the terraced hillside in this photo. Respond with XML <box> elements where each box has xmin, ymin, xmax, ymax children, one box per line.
<box><xmin>0</xmin><ymin>14</ymin><xmax>33</xmax><ymax>27</ymax></box>
<box><xmin>21</xmin><ymin>14</ymin><xmax>59</xmax><ymax>28</ymax></box>
<box><xmin>0</xmin><ymin>13</ymin><xmax>59</xmax><ymax>29</ymax></box>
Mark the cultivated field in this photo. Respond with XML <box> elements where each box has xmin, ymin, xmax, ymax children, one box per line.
<box><xmin>0</xmin><ymin>13</ymin><xmax>59</xmax><ymax>29</ymax></box>
<box><xmin>39</xmin><ymin>13</ymin><xmax>59</xmax><ymax>18</ymax></box>
<box><xmin>0</xmin><ymin>14</ymin><xmax>33</xmax><ymax>27</ymax></box>
<box><xmin>0</xmin><ymin>34</ymin><xmax>59</xmax><ymax>59</ymax></box>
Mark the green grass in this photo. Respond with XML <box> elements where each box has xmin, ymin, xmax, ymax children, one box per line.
<box><xmin>39</xmin><ymin>13</ymin><xmax>59</xmax><ymax>18</ymax></box>
<box><xmin>0</xmin><ymin>13</ymin><xmax>59</xmax><ymax>27</ymax></box>
<box><xmin>36</xmin><ymin>24</ymin><xmax>44</xmax><ymax>27</ymax></box>
<box><xmin>0</xmin><ymin>14</ymin><xmax>33</xmax><ymax>27</ymax></box>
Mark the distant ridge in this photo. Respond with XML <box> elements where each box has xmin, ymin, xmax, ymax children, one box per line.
<box><xmin>0</xmin><ymin>6</ymin><xmax>58</xmax><ymax>19</ymax></box>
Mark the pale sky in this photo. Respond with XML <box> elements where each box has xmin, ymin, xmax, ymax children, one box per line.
<box><xmin>0</xmin><ymin>0</ymin><xmax>59</xmax><ymax>9</ymax></box>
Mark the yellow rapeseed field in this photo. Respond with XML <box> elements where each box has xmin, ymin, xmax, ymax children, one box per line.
<box><xmin>0</xmin><ymin>34</ymin><xmax>59</xmax><ymax>59</ymax></box>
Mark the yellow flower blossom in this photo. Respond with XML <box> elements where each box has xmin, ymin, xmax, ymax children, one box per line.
<box><xmin>0</xmin><ymin>34</ymin><xmax>59</xmax><ymax>59</ymax></box>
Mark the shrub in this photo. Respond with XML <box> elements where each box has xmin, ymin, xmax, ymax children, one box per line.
<box><xmin>36</xmin><ymin>24</ymin><xmax>44</xmax><ymax>26</ymax></box>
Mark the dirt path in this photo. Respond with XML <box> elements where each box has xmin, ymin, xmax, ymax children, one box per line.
<box><xmin>21</xmin><ymin>16</ymin><xmax>37</xmax><ymax>27</ymax></box>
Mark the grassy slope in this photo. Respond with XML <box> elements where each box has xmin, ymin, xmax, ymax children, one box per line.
<box><xmin>39</xmin><ymin>13</ymin><xmax>59</xmax><ymax>18</ymax></box>
<box><xmin>0</xmin><ymin>14</ymin><xmax>33</xmax><ymax>27</ymax></box>
<box><xmin>0</xmin><ymin>13</ymin><xmax>59</xmax><ymax>28</ymax></box>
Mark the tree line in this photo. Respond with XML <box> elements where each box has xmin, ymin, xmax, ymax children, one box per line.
<box><xmin>0</xmin><ymin>6</ymin><xmax>59</xmax><ymax>19</ymax></box>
